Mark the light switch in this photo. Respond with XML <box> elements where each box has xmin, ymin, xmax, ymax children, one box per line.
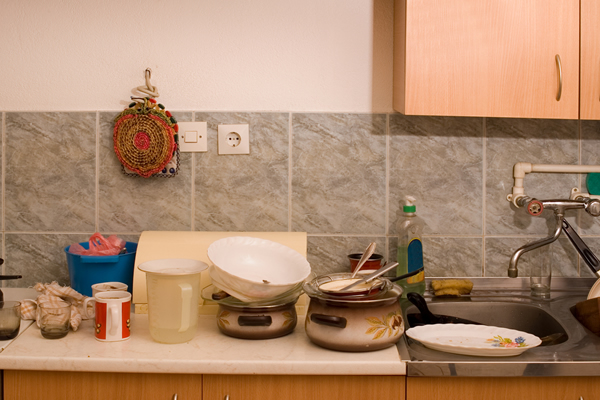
<box><xmin>184</xmin><ymin>131</ymin><xmax>198</xmax><ymax>143</ymax></box>
<box><xmin>178</xmin><ymin>122</ymin><xmax>207</xmax><ymax>152</ymax></box>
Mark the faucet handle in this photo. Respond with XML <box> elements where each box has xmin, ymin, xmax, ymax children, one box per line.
<box><xmin>585</xmin><ymin>199</ymin><xmax>600</xmax><ymax>217</ymax></box>
<box><xmin>527</xmin><ymin>199</ymin><xmax>544</xmax><ymax>216</ymax></box>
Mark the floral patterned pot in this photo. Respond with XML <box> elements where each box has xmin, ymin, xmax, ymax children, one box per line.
<box><xmin>304</xmin><ymin>283</ymin><xmax>404</xmax><ymax>352</ymax></box>
<box><xmin>216</xmin><ymin>299</ymin><xmax>298</xmax><ymax>340</ymax></box>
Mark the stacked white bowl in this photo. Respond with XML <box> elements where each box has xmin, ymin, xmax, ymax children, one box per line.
<box><xmin>207</xmin><ymin>236</ymin><xmax>311</xmax><ymax>303</ymax></box>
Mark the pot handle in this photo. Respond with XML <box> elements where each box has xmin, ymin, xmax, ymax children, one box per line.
<box><xmin>238</xmin><ymin>315</ymin><xmax>272</xmax><ymax>327</ymax></box>
<box><xmin>310</xmin><ymin>313</ymin><xmax>347</xmax><ymax>328</ymax></box>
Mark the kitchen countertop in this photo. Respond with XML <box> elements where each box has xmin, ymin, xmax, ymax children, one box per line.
<box><xmin>0</xmin><ymin>313</ymin><xmax>406</xmax><ymax>376</ymax></box>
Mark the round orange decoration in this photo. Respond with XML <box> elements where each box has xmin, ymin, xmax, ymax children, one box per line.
<box><xmin>113</xmin><ymin>98</ymin><xmax>178</xmax><ymax>178</ymax></box>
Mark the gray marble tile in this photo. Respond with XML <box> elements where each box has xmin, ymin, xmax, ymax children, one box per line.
<box><xmin>388</xmin><ymin>236</ymin><xmax>483</xmax><ymax>278</ymax></box>
<box><xmin>486</xmin><ymin>118</ymin><xmax>579</xmax><ymax>235</ymax></box>
<box><xmin>98</xmin><ymin>111</ymin><xmax>193</xmax><ymax>232</ymax></box>
<box><xmin>306</xmin><ymin>236</ymin><xmax>387</xmax><ymax>277</ymax></box>
<box><xmin>485</xmin><ymin>237</ymin><xmax>579</xmax><ymax>278</ymax></box>
<box><xmin>389</xmin><ymin>114</ymin><xmax>483</xmax><ymax>235</ymax></box>
<box><xmin>580</xmin><ymin>120</ymin><xmax>600</xmax><ymax>235</ymax></box>
<box><xmin>5</xmin><ymin>113</ymin><xmax>96</xmax><ymax>232</ymax></box>
<box><xmin>5</xmin><ymin>234</ymin><xmax>90</xmax><ymax>288</ymax></box>
<box><xmin>292</xmin><ymin>113</ymin><xmax>386</xmax><ymax>234</ymax></box>
<box><xmin>194</xmin><ymin>112</ymin><xmax>289</xmax><ymax>232</ymax></box>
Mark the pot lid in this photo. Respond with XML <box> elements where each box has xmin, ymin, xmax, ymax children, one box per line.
<box><xmin>138</xmin><ymin>258</ymin><xmax>208</xmax><ymax>275</ymax></box>
<box><xmin>304</xmin><ymin>272</ymin><xmax>402</xmax><ymax>304</ymax></box>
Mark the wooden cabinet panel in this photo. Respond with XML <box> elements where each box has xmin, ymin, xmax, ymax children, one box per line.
<box><xmin>203</xmin><ymin>375</ymin><xmax>405</xmax><ymax>400</ymax></box>
<box><xmin>3</xmin><ymin>370</ymin><xmax>202</xmax><ymax>400</ymax></box>
<box><xmin>393</xmin><ymin>0</ymin><xmax>580</xmax><ymax>119</ymax></box>
<box><xmin>580</xmin><ymin>0</ymin><xmax>600</xmax><ymax>120</ymax></box>
<box><xmin>407</xmin><ymin>377</ymin><xmax>600</xmax><ymax>400</ymax></box>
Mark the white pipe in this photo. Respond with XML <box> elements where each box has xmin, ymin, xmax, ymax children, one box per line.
<box><xmin>508</xmin><ymin>163</ymin><xmax>600</xmax><ymax>207</ymax></box>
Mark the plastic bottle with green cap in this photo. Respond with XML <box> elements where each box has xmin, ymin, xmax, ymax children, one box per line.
<box><xmin>396</xmin><ymin>195</ymin><xmax>425</xmax><ymax>296</ymax></box>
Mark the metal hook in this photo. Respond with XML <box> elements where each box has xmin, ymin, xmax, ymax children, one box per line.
<box><xmin>144</xmin><ymin>68</ymin><xmax>152</xmax><ymax>88</ymax></box>
<box><xmin>136</xmin><ymin>68</ymin><xmax>159</xmax><ymax>98</ymax></box>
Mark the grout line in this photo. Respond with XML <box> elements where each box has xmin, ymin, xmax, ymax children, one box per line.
<box><xmin>1</xmin><ymin>112</ymin><xmax>4</xmax><ymax>277</ymax></box>
<box><xmin>481</xmin><ymin>117</ymin><xmax>487</xmax><ymax>276</ymax></box>
<box><xmin>95</xmin><ymin>112</ymin><xmax>100</xmax><ymax>232</ymax></box>
<box><xmin>575</xmin><ymin>119</ymin><xmax>583</xmax><ymax>276</ymax></box>
<box><xmin>385</xmin><ymin>113</ymin><xmax>390</xmax><ymax>261</ymax></box>
<box><xmin>578</xmin><ymin>119</ymin><xmax>582</xmax><ymax>276</ymax></box>
<box><xmin>288</xmin><ymin>112</ymin><xmax>293</xmax><ymax>232</ymax></box>
<box><xmin>191</xmin><ymin>112</ymin><xmax>196</xmax><ymax>231</ymax></box>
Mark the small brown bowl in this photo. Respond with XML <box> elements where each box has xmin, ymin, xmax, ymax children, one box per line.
<box><xmin>348</xmin><ymin>253</ymin><xmax>384</xmax><ymax>273</ymax></box>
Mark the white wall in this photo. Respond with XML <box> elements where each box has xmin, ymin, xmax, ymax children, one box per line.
<box><xmin>0</xmin><ymin>0</ymin><xmax>393</xmax><ymax>112</ymax></box>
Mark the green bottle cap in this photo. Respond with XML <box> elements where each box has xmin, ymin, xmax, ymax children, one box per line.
<box><xmin>403</xmin><ymin>196</ymin><xmax>416</xmax><ymax>213</ymax></box>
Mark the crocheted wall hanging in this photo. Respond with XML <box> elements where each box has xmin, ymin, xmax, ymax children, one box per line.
<box><xmin>113</xmin><ymin>69</ymin><xmax>179</xmax><ymax>178</ymax></box>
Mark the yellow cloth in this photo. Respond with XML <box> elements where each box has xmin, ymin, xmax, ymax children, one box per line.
<box><xmin>431</xmin><ymin>279</ymin><xmax>474</xmax><ymax>297</ymax></box>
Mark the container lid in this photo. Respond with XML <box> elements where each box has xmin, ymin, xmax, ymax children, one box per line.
<box><xmin>403</xmin><ymin>195</ymin><xmax>416</xmax><ymax>213</ymax></box>
<box><xmin>138</xmin><ymin>258</ymin><xmax>208</xmax><ymax>275</ymax></box>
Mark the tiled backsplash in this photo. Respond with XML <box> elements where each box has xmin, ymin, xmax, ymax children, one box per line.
<box><xmin>2</xmin><ymin>111</ymin><xmax>599</xmax><ymax>288</ymax></box>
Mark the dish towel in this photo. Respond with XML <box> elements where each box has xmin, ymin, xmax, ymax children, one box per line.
<box><xmin>20</xmin><ymin>282</ymin><xmax>92</xmax><ymax>331</ymax></box>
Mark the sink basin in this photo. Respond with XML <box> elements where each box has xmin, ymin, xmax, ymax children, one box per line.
<box><xmin>405</xmin><ymin>300</ymin><xmax>568</xmax><ymax>342</ymax></box>
<box><xmin>398</xmin><ymin>278</ymin><xmax>600</xmax><ymax>376</ymax></box>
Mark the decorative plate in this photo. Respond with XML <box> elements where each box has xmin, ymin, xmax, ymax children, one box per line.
<box><xmin>406</xmin><ymin>324</ymin><xmax>541</xmax><ymax>357</ymax></box>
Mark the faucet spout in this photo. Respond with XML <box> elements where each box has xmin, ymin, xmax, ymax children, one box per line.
<box><xmin>508</xmin><ymin>212</ymin><xmax>563</xmax><ymax>278</ymax></box>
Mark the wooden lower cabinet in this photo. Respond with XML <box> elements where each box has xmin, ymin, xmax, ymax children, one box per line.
<box><xmin>203</xmin><ymin>375</ymin><xmax>405</xmax><ymax>400</ymax></box>
<box><xmin>407</xmin><ymin>377</ymin><xmax>600</xmax><ymax>400</ymax></box>
<box><xmin>3</xmin><ymin>371</ymin><xmax>405</xmax><ymax>400</ymax></box>
<box><xmin>3</xmin><ymin>370</ymin><xmax>202</xmax><ymax>400</ymax></box>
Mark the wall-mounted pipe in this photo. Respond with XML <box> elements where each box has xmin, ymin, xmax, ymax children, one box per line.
<box><xmin>507</xmin><ymin>163</ymin><xmax>600</xmax><ymax>207</ymax></box>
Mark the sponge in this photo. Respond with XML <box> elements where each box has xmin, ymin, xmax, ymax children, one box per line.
<box><xmin>431</xmin><ymin>279</ymin><xmax>474</xmax><ymax>297</ymax></box>
<box><xmin>587</xmin><ymin>173</ymin><xmax>600</xmax><ymax>196</ymax></box>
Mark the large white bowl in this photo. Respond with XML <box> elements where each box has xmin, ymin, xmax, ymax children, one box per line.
<box><xmin>207</xmin><ymin>236</ymin><xmax>311</xmax><ymax>302</ymax></box>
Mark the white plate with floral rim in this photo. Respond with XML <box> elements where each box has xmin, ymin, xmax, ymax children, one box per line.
<box><xmin>406</xmin><ymin>324</ymin><xmax>541</xmax><ymax>357</ymax></box>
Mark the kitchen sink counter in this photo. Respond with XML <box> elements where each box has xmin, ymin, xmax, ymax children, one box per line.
<box><xmin>398</xmin><ymin>277</ymin><xmax>600</xmax><ymax>377</ymax></box>
<box><xmin>0</xmin><ymin>313</ymin><xmax>406</xmax><ymax>376</ymax></box>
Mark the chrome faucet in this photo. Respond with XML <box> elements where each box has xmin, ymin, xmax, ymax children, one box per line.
<box><xmin>508</xmin><ymin>197</ymin><xmax>600</xmax><ymax>278</ymax></box>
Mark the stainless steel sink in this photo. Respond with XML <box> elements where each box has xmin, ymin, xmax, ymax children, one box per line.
<box><xmin>405</xmin><ymin>300</ymin><xmax>568</xmax><ymax>341</ymax></box>
<box><xmin>397</xmin><ymin>277</ymin><xmax>600</xmax><ymax>377</ymax></box>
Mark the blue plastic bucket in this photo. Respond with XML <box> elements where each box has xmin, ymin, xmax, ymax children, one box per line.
<box><xmin>64</xmin><ymin>242</ymin><xmax>137</xmax><ymax>297</ymax></box>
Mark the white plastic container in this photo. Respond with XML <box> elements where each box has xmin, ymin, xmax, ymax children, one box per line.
<box><xmin>138</xmin><ymin>259</ymin><xmax>207</xmax><ymax>344</ymax></box>
<box><xmin>396</xmin><ymin>196</ymin><xmax>425</xmax><ymax>296</ymax></box>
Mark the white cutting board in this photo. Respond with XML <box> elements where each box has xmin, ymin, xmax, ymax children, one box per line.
<box><xmin>132</xmin><ymin>231</ymin><xmax>307</xmax><ymax>313</ymax></box>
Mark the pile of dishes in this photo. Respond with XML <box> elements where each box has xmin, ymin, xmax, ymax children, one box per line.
<box><xmin>205</xmin><ymin>236</ymin><xmax>311</xmax><ymax>339</ymax></box>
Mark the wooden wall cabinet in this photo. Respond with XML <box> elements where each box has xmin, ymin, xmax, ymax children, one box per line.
<box><xmin>407</xmin><ymin>377</ymin><xmax>600</xmax><ymax>400</ymax></box>
<box><xmin>393</xmin><ymin>0</ymin><xmax>580</xmax><ymax>119</ymax></box>
<box><xmin>580</xmin><ymin>0</ymin><xmax>600</xmax><ymax>119</ymax></box>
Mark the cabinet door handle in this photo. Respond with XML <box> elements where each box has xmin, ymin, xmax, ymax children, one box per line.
<box><xmin>172</xmin><ymin>395</ymin><xmax>177</xmax><ymax>400</ymax></box>
<box><xmin>555</xmin><ymin>54</ymin><xmax>563</xmax><ymax>101</ymax></box>
<box><xmin>224</xmin><ymin>396</ymin><xmax>230</xmax><ymax>400</ymax></box>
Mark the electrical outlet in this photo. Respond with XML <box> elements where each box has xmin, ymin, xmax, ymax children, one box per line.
<box><xmin>178</xmin><ymin>122</ymin><xmax>207</xmax><ymax>152</ymax></box>
<box><xmin>218</xmin><ymin>124</ymin><xmax>250</xmax><ymax>155</ymax></box>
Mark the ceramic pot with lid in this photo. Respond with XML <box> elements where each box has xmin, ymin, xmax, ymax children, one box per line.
<box><xmin>303</xmin><ymin>274</ymin><xmax>404</xmax><ymax>352</ymax></box>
